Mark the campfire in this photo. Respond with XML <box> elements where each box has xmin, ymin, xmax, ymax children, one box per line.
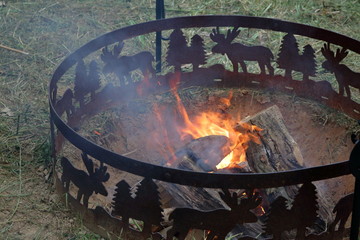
<box><xmin>50</xmin><ymin>16</ymin><xmax>360</xmax><ymax>240</ymax></box>
<box><xmin>151</xmin><ymin>74</ymin><xmax>262</xmax><ymax>171</ymax></box>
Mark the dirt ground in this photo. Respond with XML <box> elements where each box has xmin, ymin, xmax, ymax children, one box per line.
<box><xmin>0</xmin><ymin>167</ymin><xmax>95</xmax><ymax>239</ymax></box>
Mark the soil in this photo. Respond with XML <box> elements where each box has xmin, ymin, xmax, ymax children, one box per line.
<box><xmin>0</xmin><ymin>164</ymin><xmax>91</xmax><ymax>240</ymax></box>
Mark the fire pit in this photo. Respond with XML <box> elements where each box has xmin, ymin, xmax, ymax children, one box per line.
<box><xmin>49</xmin><ymin>16</ymin><xmax>360</xmax><ymax>240</ymax></box>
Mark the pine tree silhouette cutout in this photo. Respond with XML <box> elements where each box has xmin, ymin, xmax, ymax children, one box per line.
<box><xmin>87</xmin><ymin>60</ymin><xmax>101</xmax><ymax>100</ymax></box>
<box><xmin>133</xmin><ymin>178</ymin><xmax>162</xmax><ymax>235</ymax></box>
<box><xmin>290</xmin><ymin>182</ymin><xmax>319</xmax><ymax>240</ymax></box>
<box><xmin>112</xmin><ymin>180</ymin><xmax>133</xmax><ymax>228</ymax></box>
<box><xmin>74</xmin><ymin>59</ymin><xmax>88</xmax><ymax>107</ymax></box>
<box><xmin>277</xmin><ymin>33</ymin><xmax>300</xmax><ymax>78</ymax></box>
<box><xmin>189</xmin><ymin>34</ymin><xmax>206</xmax><ymax>70</ymax></box>
<box><xmin>264</xmin><ymin>196</ymin><xmax>292</xmax><ymax>240</ymax></box>
<box><xmin>300</xmin><ymin>44</ymin><xmax>316</xmax><ymax>81</ymax></box>
<box><xmin>166</xmin><ymin>28</ymin><xmax>188</xmax><ymax>72</ymax></box>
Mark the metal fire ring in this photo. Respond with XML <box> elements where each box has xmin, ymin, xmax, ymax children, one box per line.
<box><xmin>49</xmin><ymin>15</ymin><xmax>360</xmax><ymax>240</ymax></box>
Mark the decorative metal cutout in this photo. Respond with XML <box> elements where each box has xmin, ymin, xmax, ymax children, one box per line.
<box><xmin>264</xmin><ymin>196</ymin><xmax>291</xmax><ymax>239</ymax></box>
<box><xmin>167</xmin><ymin>189</ymin><xmax>261</xmax><ymax>240</ymax></box>
<box><xmin>210</xmin><ymin>27</ymin><xmax>274</xmax><ymax>75</ymax></box>
<box><xmin>54</xmin><ymin>88</ymin><xmax>74</xmax><ymax>118</ymax></box>
<box><xmin>111</xmin><ymin>180</ymin><xmax>133</xmax><ymax>228</ymax></box>
<box><xmin>48</xmin><ymin>16</ymin><xmax>360</xmax><ymax>240</ymax></box>
<box><xmin>166</xmin><ymin>28</ymin><xmax>191</xmax><ymax>72</ymax></box>
<box><xmin>101</xmin><ymin>41</ymin><xmax>155</xmax><ymax>85</ymax></box>
<box><xmin>277</xmin><ymin>33</ymin><xmax>316</xmax><ymax>80</ymax></box>
<box><xmin>321</xmin><ymin>43</ymin><xmax>360</xmax><ymax>98</ymax></box>
<box><xmin>264</xmin><ymin>182</ymin><xmax>319</xmax><ymax>239</ymax></box>
<box><xmin>108</xmin><ymin>178</ymin><xmax>163</xmax><ymax>237</ymax></box>
<box><xmin>349</xmin><ymin>135</ymin><xmax>360</xmax><ymax>240</ymax></box>
<box><xmin>329</xmin><ymin>193</ymin><xmax>354</xmax><ymax>232</ymax></box>
<box><xmin>189</xmin><ymin>34</ymin><xmax>207</xmax><ymax>71</ymax></box>
<box><xmin>60</xmin><ymin>153</ymin><xmax>109</xmax><ymax>208</ymax></box>
<box><xmin>74</xmin><ymin>59</ymin><xmax>101</xmax><ymax>107</ymax></box>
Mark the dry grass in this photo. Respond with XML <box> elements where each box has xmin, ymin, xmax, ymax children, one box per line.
<box><xmin>0</xmin><ymin>0</ymin><xmax>359</xmax><ymax>239</ymax></box>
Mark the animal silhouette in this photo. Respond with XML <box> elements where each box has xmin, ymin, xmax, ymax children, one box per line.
<box><xmin>166</xmin><ymin>189</ymin><xmax>261</xmax><ymax>240</ymax></box>
<box><xmin>54</xmin><ymin>88</ymin><xmax>75</xmax><ymax>118</ymax></box>
<box><xmin>101</xmin><ymin>42</ymin><xmax>155</xmax><ymax>85</ymax></box>
<box><xmin>210</xmin><ymin>27</ymin><xmax>274</xmax><ymax>75</ymax></box>
<box><xmin>321</xmin><ymin>43</ymin><xmax>360</xmax><ymax>98</ymax></box>
<box><xmin>329</xmin><ymin>193</ymin><xmax>354</xmax><ymax>232</ymax></box>
<box><xmin>61</xmin><ymin>153</ymin><xmax>110</xmax><ymax>208</ymax></box>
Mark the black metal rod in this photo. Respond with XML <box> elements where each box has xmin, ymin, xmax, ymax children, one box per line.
<box><xmin>350</xmin><ymin>141</ymin><xmax>360</xmax><ymax>240</ymax></box>
<box><xmin>155</xmin><ymin>0</ymin><xmax>165</xmax><ymax>73</ymax></box>
<box><xmin>351</xmin><ymin>179</ymin><xmax>360</xmax><ymax>240</ymax></box>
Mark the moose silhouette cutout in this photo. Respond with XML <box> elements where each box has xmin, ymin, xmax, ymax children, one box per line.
<box><xmin>61</xmin><ymin>153</ymin><xmax>110</xmax><ymax>208</ymax></box>
<box><xmin>166</xmin><ymin>189</ymin><xmax>261</xmax><ymax>240</ymax></box>
<box><xmin>101</xmin><ymin>41</ymin><xmax>155</xmax><ymax>86</ymax></box>
<box><xmin>210</xmin><ymin>26</ymin><xmax>274</xmax><ymax>75</ymax></box>
<box><xmin>321</xmin><ymin>43</ymin><xmax>360</xmax><ymax>98</ymax></box>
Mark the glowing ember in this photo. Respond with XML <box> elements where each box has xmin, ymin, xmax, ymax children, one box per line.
<box><xmin>154</xmin><ymin>73</ymin><xmax>262</xmax><ymax>170</ymax></box>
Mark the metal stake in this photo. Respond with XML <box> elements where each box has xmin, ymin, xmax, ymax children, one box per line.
<box><xmin>155</xmin><ymin>0</ymin><xmax>165</xmax><ymax>73</ymax></box>
<box><xmin>350</xmin><ymin>139</ymin><xmax>360</xmax><ymax>240</ymax></box>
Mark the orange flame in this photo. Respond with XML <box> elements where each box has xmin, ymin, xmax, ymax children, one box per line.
<box><xmin>166</xmin><ymin>73</ymin><xmax>261</xmax><ymax>169</ymax></box>
<box><xmin>178</xmin><ymin>103</ymin><xmax>261</xmax><ymax>169</ymax></box>
<box><xmin>150</xmin><ymin>103</ymin><xmax>178</xmax><ymax>166</ymax></box>
<box><xmin>147</xmin><ymin>73</ymin><xmax>261</xmax><ymax>169</ymax></box>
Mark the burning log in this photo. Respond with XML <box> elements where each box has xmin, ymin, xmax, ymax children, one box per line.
<box><xmin>160</xmin><ymin>105</ymin><xmax>305</xmax><ymax>210</ymax></box>
<box><xmin>159</xmin><ymin>105</ymin><xmax>334</xmax><ymax>239</ymax></box>
<box><xmin>242</xmin><ymin>105</ymin><xmax>304</xmax><ymax>173</ymax></box>
<box><xmin>175</xmin><ymin>135</ymin><xmax>231</xmax><ymax>172</ymax></box>
<box><xmin>159</xmin><ymin>135</ymin><xmax>231</xmax><ymax>210</ymax></box>
<box><xmin>234</xmin><ymin>105</ymin><xmax>333</xmax><ymax>238</ymax></box>
<box><xmin>241</xmin><ymin>105</ymin><xmax>304</xmax><ymax>204</ymax></box>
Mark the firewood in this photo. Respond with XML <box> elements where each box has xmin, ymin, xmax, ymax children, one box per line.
<box><xmin>174</xmin><ymin>135</ymin><xmax>231</xmax><ymax>172</ymax></box>
<box><xmin>159</xmin><ymin>105</ymin><xmax>331</xmax><ymax>239</ymax></box>
<box><xmin>238</xmin><ymin>105</ymin><xmax>304</xmax><ymax>204</ymax></box>
<box><xmin>238</xmin><ymin>105</ymin><xmax>331</xmax><ymax>238</ymax></box>
<box><xmin>159</xmin><ymin>105</ymin><xmax>306</xmax><ymax>209</ymax></box>
<box><xmin>242</xmin><ymin>105</ymin><xmax>304</xmax><ymax>172</ymax></box>
<box><xmin>158</xmin><ymin>135</ymin><xmax>232</xmax><ymax>210</ymax></box>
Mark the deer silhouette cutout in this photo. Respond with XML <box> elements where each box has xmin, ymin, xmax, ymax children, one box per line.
<box><xmin>321</xmin><ymin>43</ymin><xmax>360</xmax><ymax>98</ymax></box>
<box><xmin>210</xmin><ymin>27</ymin><xmax>274</xmax><ymax>75</ymax></box>
<box><xmin>61</xmin><ymin>153</ymin><xmax>110</xmax><ymax>208</ymax></box>
<box><xmin>166</xmin><ymin>189</ymin><xmax>261</xmax><ymax>240</ymax></box>
<box><xmin>101</xmin><ymin>41</ymin><xmax>155</xmax><ymax>86</ymax></box>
